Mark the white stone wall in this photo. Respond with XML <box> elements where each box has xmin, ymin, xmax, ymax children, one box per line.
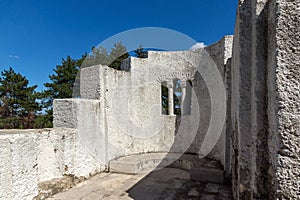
<box><xmin>0</xmin><ymin>128</ymin><xmax>105</xmax><ymax>200</ymax></box>
<box><xmin>268</xmin><ymin>0</ymin><xmax>300</xmax><ymax>198</ymax></box>
<box><xmin>204</xmin><ymin>36</ymin><xmax>233</xmax><ymax>170</ymax></box>
<box><xmin>0</xmin><ymin>130</ymin><xmax>38</xmax><ymax>200</ymax></box>
<box><xmin>231</xmin><ymin>0</ymin><xmax>272</xmax><ymax>198</ymax></box>
<box><xmin>0</xmin><ymin>36</ymin><xmax>232</xmax><ymax>200</ymax></box>
<box><xmin>2</xmin><ymin>2</ymin><xmax>299</xmax><ymax>198</ymax></box>
<box><xmin>75</xmin><ymin>41</ymin><xmax>232</xmax><ymax>169</ymax></box>
<box><xmin>231</xmin><ymin>0</ymin><xmax>300</xmax><ymax>199</ymax></box>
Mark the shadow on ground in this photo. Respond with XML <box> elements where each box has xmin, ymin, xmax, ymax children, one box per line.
<box><xmin>127</xmin><ymin>167</ymin><xmax>232</xmax><ymax>200</ymax></box>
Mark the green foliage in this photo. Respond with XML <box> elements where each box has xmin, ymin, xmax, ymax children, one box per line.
<box><xmin>44</xmin><ymin>56</ymin><xmax>81</xmax><ymax>99</ymax></box>
<box><xmin>37</xmin><ymin>42</ymin><xmax>129</xmax><ymax>128</ymax></box>
<box><xmin>39</xmin><ymin>55</ymin><xmax>85</xmax><ymax>127</ymax></box>
<box><xmin>173</xmin><ymin>79</ymin><xmax>182</xmax><ymax>115</ymax></box>
<box><xmin>82</xmin><ymin>42</ymin><xmax>129</xmax><ymax>70</ymax></box>
<box><xmin>81</xmin><ymin>46</ymin><xmax>110</xmax><ymax>67</ymax></box>
<box><xmin>0</xmin><ymin>67</ymin><xmax>40</xmax><ymax>128</ymax></box>
<box><xmin>161</xmin><ymin>83</ymin><xmax>169</xmax><ymax>115</ymax></box>
<box><xmin>108</xmin><ymin>42</ymin><xmax>129</xmax><ymax>70</ymax></box>
<box><xmin>33</xmin><ymin>113</ymin><xmax>53</xmax><ymax>128</ymax></box>
<box><xmin>0</xmin><ymin>42</ymin><xmax>132</xmax><ymax>129</ymax></box>
<box><xmin>161</xmin><ymin>80</ymin><xmax>182</xmax><ymax>116</ymax></box>
<box><xmin>133</xmin><ymin>45</ymin><xmax>148</xmax><ymax>58</ymax></box>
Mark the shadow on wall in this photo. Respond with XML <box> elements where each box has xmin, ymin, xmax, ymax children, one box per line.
<box><xmin>125</xmin><ymin>71</ymin><xmax>226</xmax><ymax>199</ymax></box>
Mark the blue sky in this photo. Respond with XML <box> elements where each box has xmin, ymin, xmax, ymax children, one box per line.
<box><xmin>0</xmin><ymin>0</ymin><xmax>237</xmax><ymax>91</ymax></box>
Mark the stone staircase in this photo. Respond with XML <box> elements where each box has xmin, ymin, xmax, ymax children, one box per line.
<box><xmin>109</xmin><ymin>152</ymin><xmax>224</xmax><ymax>184</ymax></box>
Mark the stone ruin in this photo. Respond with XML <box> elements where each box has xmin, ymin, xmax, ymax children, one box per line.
<box><xmin>0</xmin><ymin>0</ymin><xmax>299</xmax><ymax>199</ymax></box>
<box><xmin>54</xmin><ymin>35</ymin><xmax>232</xmax><ymax>180</ymax></box>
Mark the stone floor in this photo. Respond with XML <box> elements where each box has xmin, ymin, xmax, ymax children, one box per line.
<box><xmin>49</xmin><ymin>168</ymin><xmax>232</xmax><ymax>200</ymax></box>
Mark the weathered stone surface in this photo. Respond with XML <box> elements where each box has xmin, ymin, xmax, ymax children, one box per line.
<box><xmin>205</xmin><ymin>183</ymin><xmax>220</xmax><ymax>193</ymax></box>
<box><xmin>187</xmin><ymin>188</ymin><xmax>200</xmax><ymax>196</ymax></box>
<box><xmin>109</xmin><ymin>152</ymin><xmax>223</xmax><ymax>175</ymax></box>
<box><xmin>51</xmin><ymin>168</ymin><xmax>233</xmax><ymax>200</ymax></box>
<box><xmin>102</xmin><ymin>50</ymin><xmax>224</xmax><ymax>163</ymax></box>
<box><xmin>2</xmin><ymin>2</ymin><xmax>300</xmax><ymax>198</ymax></box>
<box><xmin>34</xmin><ymin>175</ymin><xmax>86</xmax><ymax>200</ymax></box>
<box><xmin>231</xmin><ymin>0</ymin><xmax>300</xmax><ymax>199</ymax></box>
<box><xmin>53</xmin><ymin>99</ymin><xmax>78</xmax><ymax>128</ymax></box>
<box><xmin>190</xmin><ymin>167</ymin><xmax>224</xmax><ymax>184</ymax></box>
<box><xmin>268</xmin><ymin>0</ymin><xmax>300</xmax><ymax>199</ymax></box>
<box><xmin>231</xmin><ymin>0</ymin><xmax>270</xmax><ymax>198</ymax></box>
<box><xmin>0</xmin><ymin>131</ymin><xmax>39</xmax><ymax>200</ymax></box>
<box><xmin>0</xmin><ymin>129</ymin><xmax>106</xmax><ymax>200</ymax></box>
<box><xmin>204</xmin><ymin>36</ymin><xmax>233</xmax><ymax>176</ymax></box>
<box><xmin>80</xmin><ymin>65</ymin><xmax>102</xmax><ymax>99</ymax></box>
<box><xmin>0</xmin><ymin>41</ymin><xmax>233</xmax><ymax>199</ymax></box>
<box><xmin>71</xmin><ymin>45</ymin><xmax>231</xmax><ymax>170</ymax></box>
<box><xmin>201</xmin><ymin>194</ymin><xmax>215</xmax><ymax>200</ymax></box>
<box><xmin>231</xmin><ymin>0</ymin><xmax>269</xmax><ymax>198</ymax></box>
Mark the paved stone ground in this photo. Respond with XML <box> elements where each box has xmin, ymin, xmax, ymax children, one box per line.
<box><xmin>49</xmin><ymin>168</ymin><xmax>232</xmax><ymax>200</ymax></box>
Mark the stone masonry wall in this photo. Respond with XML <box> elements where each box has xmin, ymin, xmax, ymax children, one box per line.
<box><xmin>205</xmin><ymin>35</ymin><xmax>233</xmax><ymax>176</ymax></box>
<box><xmin>0</xmin><ymin>128</ymin><xmax>105</xmax><ymax>200</ymax></box>
<box><xmin>2</xmin><ymin>1</ymin><xmax>300</xmax><ymax>199</ymax></box>
<box><xmin>231</xmin><ymin>0</ymin><xmax>300</xmax><ymax>199</ymax></box>
<box><xmin>231</xmin><ymin>0</ymin><xmax>269</xmax><ymax>199</ymax></box>
<box><xmin>268</xmin><ymin>0</ymin><xmax>300</xmax><ymax>198</ymax></box>
<box><xmin>75</xmin><ymin>43</ymin><xmax>231</xmax><ymax>168</ymax></box>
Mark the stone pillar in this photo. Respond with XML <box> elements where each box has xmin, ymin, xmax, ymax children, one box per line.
<box><xmin>231</xmin><ymin>0</ymin><xmax>269</xmax><ymax>199</ymax></box>
<box><xmin>167</xmin><ymin>81</ymin><xmax>174</xmax><ymax>115</ymax></box>
<box><xmin>267</xmin><ymin>0</ymin><xmax>300</xmax><ymax>199</ymax></box>
<box><xmin>231</xmin><ymin>0</ymin><xmax>300</xmax><ymax>199</ymax></box>
<box><xmin>180</xmin><ymin>80</ymin><xmax>186</xmax><ymax>115</ymax></box>
<box><xmin>181</xmin><ymin>80</ymin><xmax>192</xmax><ymax>115</ymax></box>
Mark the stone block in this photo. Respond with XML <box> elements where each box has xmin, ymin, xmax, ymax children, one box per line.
<box><xmin>80</xmin><ymin>65</ymin><xmax>102</xmax><ymax>99</ymax></box>
<box><xmin>110</xmin><ymin>161</ymin><xmax>142</xmax><ymax>175</ymax></box>
<box><xmin>53</xmin><ymin>99</ymin><xmax>78</xmax><ymax>128</ymax></box>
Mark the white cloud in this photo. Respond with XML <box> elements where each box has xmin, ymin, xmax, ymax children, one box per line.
<box><xmin>9</xmin><ymin>55</ymin><xmax>20</xmax><ymax>59</ymax></box>
<box><xmin>189</xmin><ymin>42</ymin><xmax>206</xmax><ymax>50</ymax></box>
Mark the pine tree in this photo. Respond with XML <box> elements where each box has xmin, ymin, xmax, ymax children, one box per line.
<box><xmin>108</xmin><ymin>42</ymin><xmax>129</xmax><ymax>70</ymax></box>
<box><xmin>134</xmin><ymin>45</ymin><xmax>148</xmax><ymax>58</ymax></box>
<box><xmin>81</xmin><ymin>47</ymin><xmax>110</xmax><ymax>68</ymax></box>
<box><xmin>81</xmin><ymin>42</ymin><xmax>129</xmax><ymax>70</ymax></box>
<box><xmin>45</xmin><ymin>56</ymin><xmax>80</xmax><ymax>99</ymax></box>
<box><xmin>0</xmin><ymin>67</ymin><xmax>40</xmax><ymax>128</ymax></box>
<box><xmin>37</xmin><ymin>43</ymin><xmax>129</xmax><ymax>127</ymax></box>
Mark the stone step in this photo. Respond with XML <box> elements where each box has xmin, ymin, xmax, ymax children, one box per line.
<box><xmin>109</xmin><ymin>153</ymin><xmax>173</xmax><ymax>174</ymax></box>
<box><xmin>109</xmin><ymin>152</ymin><xmax>224</xmax><ymax>183</ymax></box>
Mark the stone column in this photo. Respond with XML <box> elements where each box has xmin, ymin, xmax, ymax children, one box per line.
<box><xmin>267</xmin><ymin>0</ymin><xmax>300</xmax><ymax>199</ymax></box>
<box><xmin>231</xmin><ymin>0</ymin><xmax>269</xmax><ymax>199</ymax></box>
<box><xmin>180</xmin><ymin>80</ymin><xmax>186</xmax><ymax>115</ymax></box>
<box><xmin>167</xmin><ymin>81</ymin><xmax>174</xmax><ymax>115</ymax></box>
<box><xmin>231</xmin><ymin>0</ymin><xmax>300</xmax><ymax>199</ymax></box>
<box><xmin>180</xmin><ymin>80</ymin><xmax>192</xmax><ymax>115</ymax></box>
